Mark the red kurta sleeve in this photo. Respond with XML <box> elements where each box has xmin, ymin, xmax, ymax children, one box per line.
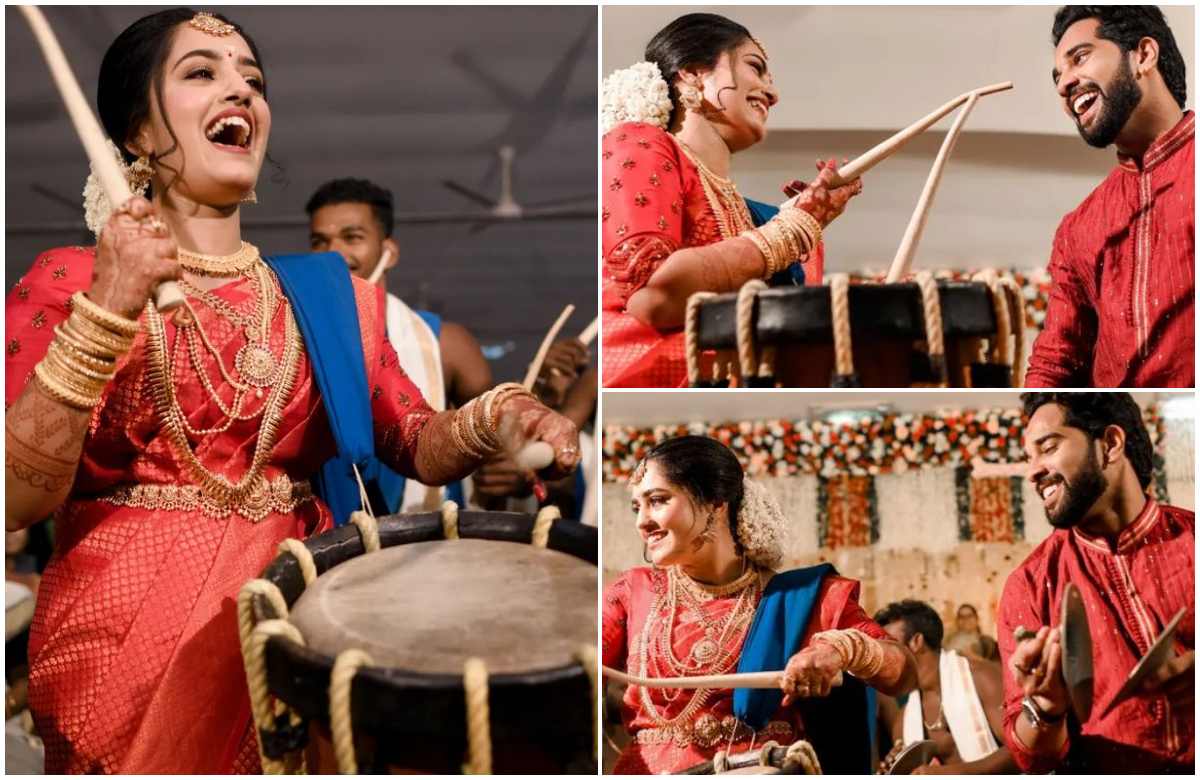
<box><xmin>602</xmin><ymin>572</ymin><xmax>632</xmax><ymax>670</ymax></box>
<box><xmin>602</xmin><ymin>122</ymin><xmax>685</xmax><ymax>308</ymax></box>
<box><xmin>1025</xmin><ymin>226</ymin><xmax>1096</xmax><ymax>387</ymax></box>
<box><xmin>5</xmin><ymin>247</ymin><xmax>96</xmax><ymax>408</ymax></box>
<box><xmin>997</xmin><ymin>559</ymin><xmax>1071</xmax><ymax>772</ymax></box>
<box><xmin>352</xmin><ymin>277</ymin><xmax>438</xmax><ymax>479</ymax></box>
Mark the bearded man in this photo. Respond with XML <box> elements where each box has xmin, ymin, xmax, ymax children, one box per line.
<box><xmin>998</xmin><ymin>393</ymin><xmax>1194</xmax><ymax>772</ymax></box>
<box><xmin>1025</xmin><ymin>6</ymin><xmax>1193</xmax><ymax>387</ymax></box>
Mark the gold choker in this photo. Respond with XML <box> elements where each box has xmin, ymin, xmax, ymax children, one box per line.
<box><xmin>178</xmin><ymin>241</ymin><xmax>260</xmax><ymax>277</ymax></box>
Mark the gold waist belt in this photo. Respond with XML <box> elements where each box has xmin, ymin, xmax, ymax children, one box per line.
<box><xmin>96</xmin><ymin>475</ymin><xmax>315</xmax><ymax>522</ymax></box>
<box><xmin>634</xmin><ymin>715</ymin><xmax>792</xmax><ymax>749</ymax></box>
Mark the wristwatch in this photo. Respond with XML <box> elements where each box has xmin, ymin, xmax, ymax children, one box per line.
<box><xmin>1021</xmin><ymin>696</ymin><xmax>1066</xmax><ymax>729</ymax></box>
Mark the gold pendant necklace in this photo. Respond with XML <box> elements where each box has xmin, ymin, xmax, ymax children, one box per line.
<box><xmin>671</xmin><ymin>137</ymin><xmax>755</xmax><ymax>239</ymax></box>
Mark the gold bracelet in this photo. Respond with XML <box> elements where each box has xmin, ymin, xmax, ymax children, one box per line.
<box><xmin>72</xmin><ymin>291</ymin><xmax>141</xmax><ymax>337</ymax></box>
<box><xmin>812</xmin><ymin>628</ymin><xmax>885</xmax><ymax>679</ymax></box>
<box><xmin>34</xmin><ymin>361</ymin><xmax>99</xmax><ymax>410</ymax></box>
<box><xmin>50</xmin><ymin>325</ymin><xmax>118</xmax><ymax>372</ymax></box>
<box><xmin>62</xmin><ymin>314</ymin><xmax>135</xmax><ymax>357</ymax></box>
<box><xmin>740</xmin><ymin>229</ymin><xmax>778</xmax><ymax>278</ymax></box>
<box><xmin>452</xmin><ymin>400</ymin><xmax>492</xmax><ymax>460</ymax></box>
<box><xmin>780</xmin><ymin>208</ymin><xmax>823</xmax><ymax>251</ymax></box>
<box><xmin>46</xmin><ymin>340</ymin><xmax>115</xmax><ymax>384</ymax></box>
<box><xmin>485</xmin><ymin>382</ymin><xmax>535</xmax><ymax>437</ymax></box>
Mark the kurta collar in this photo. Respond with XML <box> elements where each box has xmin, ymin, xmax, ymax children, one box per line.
<box><xmin>1117</xmin><ymin>110</ymin><xmax>1194</xmax><ymax>173</ymax></box>
<box><xmin>1072</xmin><ymin>496</ymin><xmax>1161</xmax><ymax>555</ymax></box>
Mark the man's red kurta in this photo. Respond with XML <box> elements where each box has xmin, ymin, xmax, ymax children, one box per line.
<box><xmin>997</xmin><ymin>499</ymin><xmax>1195</xmax><ymax>772</ymax></box>
<box><xmin>1026</xmin><ymin>112</ymin><xmax>1194</xmax><ymax>387</ymax></box>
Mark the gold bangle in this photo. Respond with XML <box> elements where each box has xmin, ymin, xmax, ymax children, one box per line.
<box><xmin>741</xmin><ymin>228</ymin><xmax>777</xmax><ymax>278</ymax></box>
<box><xmin>452</xmin><ymin>404</ymin><xmax>490</xmax><ymax>460</ymax></box>
<box><xmin>63</xmin><ymin>314</ymin><xmax>134</xmax><ymax>357</ymax></box>
<box><xmin>485</xmin><ymin>382</ymin><xmax>534</xmax><ymax>436</ymax></box>
<box><xmin>50</xmin><ymin>325</ymin><xmax>118</xmax><ymax>372</ymax></box>
<box><xmin>781</xmin><ymin>208</ymin><xmax>823</xmax><ymax>251</ymax></box>
<box><xmin>72</xmin><ymin>292</ymin><xmax>141</xmax><ymax>337</ymax></box>
<box><xmin>46</xmin><ymin>342</ymin><xmax>114</xmax><ymax>386</ymax></box>
<box><xmin>34</xmin><ymin>361</ymin><xmax>100</xmax><ymax>410</ymax></box>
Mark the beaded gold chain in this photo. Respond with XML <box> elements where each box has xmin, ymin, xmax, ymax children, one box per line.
<box><xmin>177</xmin><ymin>241</ymin><xmax>261</xmax><ymax>277</ymax></box>
<box><xmin>636</xmin><ymin>566</ymin><xmax>761</xmax><ymax>744</ymax></box>
<box><xmin>144</xmin><ymin>290</ymin><xmax>303</xmax><ymax>512</ymax></box>
<box><xmin>671</xmin><ymin>138</ymin><xmax>756</xmax><ymax>239</ymax></box>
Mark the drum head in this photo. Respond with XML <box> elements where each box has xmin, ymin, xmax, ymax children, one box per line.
<box><xmin>289</xmin><ymin>538</ymin><xmax>595</xmax><ymax>675</ymax></box>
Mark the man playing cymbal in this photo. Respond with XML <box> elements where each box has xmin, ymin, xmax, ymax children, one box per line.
<box><xmin>999</xmin><ymin>393</ymin><xmax>1193</xmax><ymax>772</ymax></box>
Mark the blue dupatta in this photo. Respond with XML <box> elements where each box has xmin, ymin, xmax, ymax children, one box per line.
<box><xmin>745</xmin><ymin>198</ymin><xmax>805</xmax><ymax>287</ymax></box>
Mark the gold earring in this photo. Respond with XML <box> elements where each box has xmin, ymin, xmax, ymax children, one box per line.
<box><xmin>127</xmin><ymin>155</ymin><xmax>153</xmax><ymax>196</ymax></box>
<box><xmin>679</xmin><ymin>83</ymin><xmax>703</xmax><ymax>113</ymax></box>
<box><xmin>241</xmin><ymin>189</ymin><xmax>258</xmax><ymax>204</ymax></box>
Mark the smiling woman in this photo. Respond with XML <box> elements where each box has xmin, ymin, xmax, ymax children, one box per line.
<box><xmin>604</xmin><ymin>435</ymin><xmax>917</xmax><ymax>774</ymax></box>
<box><xmin>601</xmin><ymin>13</ymin><xmax>864</xmax><ymax>387</ymax></box>
<box><xmin>4</xmin><ymin>7</ymin><xmax>581</xmax><ymax>773</ymax></box>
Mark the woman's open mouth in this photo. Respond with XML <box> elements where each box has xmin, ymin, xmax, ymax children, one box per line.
<box><xmin>205</xmin><ymin>110</ymin><xmax>253</xmax><ymax>152</ymax></box>
<box><xmin>646</xmin><ymin>529</ymin><xmax>669</xmax><ymax>548</ymax></box>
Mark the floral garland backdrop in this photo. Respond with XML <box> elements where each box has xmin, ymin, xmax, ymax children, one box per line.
<box><xmin>603</xmin><ymin>404</ymin><xmax>1166</xmax><ymax>483</ymax></box>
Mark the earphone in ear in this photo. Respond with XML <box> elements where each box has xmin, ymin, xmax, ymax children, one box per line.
<box><xmin>366</xmin><ymin>248</ymin><xmax>392</xmax><ymax>285</ymax></box>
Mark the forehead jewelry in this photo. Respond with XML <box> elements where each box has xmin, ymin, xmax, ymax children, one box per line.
<box><xmin>189</xmin><ymin>12</ymin><xmax>236</xmax><ymax>37</ymax></box>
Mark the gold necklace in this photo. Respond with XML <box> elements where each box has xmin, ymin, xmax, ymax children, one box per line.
<box><xmin>672</xmin><ymin>137</ymin><xmax>755</xmax><ymax>239</ymax></box>
<box><xmin>144</xmin><ymin>293</ymin><xmax>303</xmax><ymax>512</ymax></box>
<box><xmin>179</xmin><ymin>262</ymin><xmax>282</xmax><ymax>393</ymax></box>
<box><xmin>178</xmin><ymin>241</ymin><xmax>261</xmax><ymax>277</ymax></box>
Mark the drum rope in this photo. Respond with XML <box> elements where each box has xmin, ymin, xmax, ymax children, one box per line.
<box><xmin>712</xmin><ymin>749</ymin><xmax>730</xmax><ymax>774</ymax></box>
<box><xmin>441</xmin><ymin>500</ymin><xmax>460</xmax><ymax>539</ymax></box>
<box><xmin>245</xmin><ymin>619</ymin><xmax>308</xmax><ymax>774</ymax></box>
<box><xmin>531</xmin><ymin>504</ymin><xmax>561</xmax><ymax>548</ymax></box>
<box><xmin>685</xmin><ymin>292</ymin><xmax>716</xmax><ymax>386</ymax></box>
<box><xmin>735</xmin><ymin>280</ymin><xmax>767</xmax><ymax>383</ymax></box>
<box><xmin>829</xmin><ymin>274</ymin><xmax>855</xmax><ymax>380</ymax></box>
<box><xmin>999</xmin><ymin>275</ymin><xmax>1025</xmax><ymax>386</ymax></box>
<box><xmin>349</xmin><ymin>510</ymin><xmax>381</xmax><ymax>554</ymax></box>
<box><xmin>329</xmin><ymin>648</ymin><xmax>375</xmax><ymax>774</ymax></box>
<box><xmin>278</xmin><ymin>538</ymin><xmax>317</xmax><ymax>586</ymax></box>
<box><xmin>574</xmin><ymin>643</ymin><xmax>598</xmax><ymax>761</ymax></box>
<box><xmin>782</xmin><ymin>739</ymin><xmax>822</xmax><ymax>774</ymax></box>
<box><xmin>351</xmin><ymin>462</ymin><xmax>373</xmax><ymax>519</ymax></box>
<box><xmin>915</xmin><ymin>271</ymin><xmax>947</xmax><ymax>386</ymax></box>
<box><xmin>462</xmin><ymin>657</ymin><xmax>493</xmax><ymax>774</ymax></box>
<box><xmin>971</xmin><ymin>269</ymin><xmax>1011</xmax><ymax>368</ymax></box>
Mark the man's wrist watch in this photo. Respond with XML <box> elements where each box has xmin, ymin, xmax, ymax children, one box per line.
<box><xmin>1021</xmin><ymin>696</ymin><xmax>1066</xmax><ymax>729</ymax></box>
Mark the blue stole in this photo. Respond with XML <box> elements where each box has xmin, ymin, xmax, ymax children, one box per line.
<box><xmin>733</xmin><ymin>563</ymin><xmax>873</xmax><ymax>774</ymax></box>
<box><xmin>266</xmin><ymin>253</ymin><xmax>375</xmax><ymax>526</ymax></box>
<box><xmin>745</xmin><ymin>197</ymin><xmax>805</xmax><ymax>288</ymax></box>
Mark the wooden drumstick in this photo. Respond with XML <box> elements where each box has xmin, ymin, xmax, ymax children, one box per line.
<box><xmin>884</xmin><ymin>92</ymin><xmax>980</xmax><ymax>283</ymax></box>
<box><xmin>19</xmin><ymin>6</ymin><xmax>183</xmax><ymax>311</ymax></box>
<box><xmin>823</xmin><ymin>81</ymin><xmax>1013</xmax><ymax>187</ymax></box>
<box><xmin>577</xmin><ymin>316</ymin><xmax>598</xmax><ymax>347</ymax></box>
<box><xmin>522</xmin><ymin>304</ymin><xmax>575</xmax><ymax>389</ymax></box>
<box><xmin>602</xmin><ymin>665</ymin><xmax>845</xmax><ymax>690</ymax></box>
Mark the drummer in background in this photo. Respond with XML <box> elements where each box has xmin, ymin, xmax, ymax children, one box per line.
<box><xmin>600</xmin><ymin>13</ymin><xmax>863</xmax><ymax>388</ymax></box>
<box><xmin>306</xmin><ymin>177</ymin><xmax>496</xmax><ymax>513</ymax></box>
<box><xmin>603</xmin><ymin>435</ymin><xmax>916</xmax><ymax>774</ymax></box>
<box><xmin>999</xmin><ymin>393</ymin><xmax>1194</xmax><ymax>772</ymax></box>
<box><xmin>875</xmin><ymin>600</ymin><xmax>1015</xmax><ymax>774</ymax></box>
<box><xmin>1026</xmin><ymin>6</ymin><xmax>1193</xmax><ymax>387</ymax></box>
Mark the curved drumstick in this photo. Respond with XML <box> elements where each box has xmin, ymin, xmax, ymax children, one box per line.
<box><xmin>885</xmin><ymin>92</ymin><xmax>980</xmax><ymax>283</ymax></box>
<box><xmin>602</xmin><ymin>666</ymin><xmax>845</xmax><ymax>690</ymax></box>
<box><xmin>824</xmin><ymin>81</ymin><xmax>1012</xmax><ymax>187</ymax></box>
<box><xmin>19</xmin><ymin>6</ymin><xmax>183</xmax><ymax>311</ymax></box>
<box><xmin>522</xmin><ymin>304</ymin><xmax>575</xmax><ymax>389</ymax></box>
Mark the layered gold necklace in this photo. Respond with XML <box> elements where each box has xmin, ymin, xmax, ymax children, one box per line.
<box><xmin>672</xmin><ymin>137</ymin><xmax>756</xmax><ymax>239</ymax></box>
<box><xmin>636</xmin><ymin>564</ymin><xmax>761</xmax><ymax>744</ymax></box>
<box><xmin>145</xmin><ymin>243</ymin><xmax>303</xmax><ymax>511</ymax></box>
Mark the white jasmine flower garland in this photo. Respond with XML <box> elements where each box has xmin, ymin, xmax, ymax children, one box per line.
<box><xmin>737</xmin><ymin>477</ymin><xmax>784</xmax><ymax>570</ymax></box>
<box><xmin>601</xmin><ymin>61</ymin><xmax>674</xmax><ymax>133</ymax></box>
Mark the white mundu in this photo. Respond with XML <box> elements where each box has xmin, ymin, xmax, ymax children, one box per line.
<box><xmin>385</xmin><ymin>292</ymin><xmax>447</xmax><ymax>511</ymax></box>
<box><xmin>902</xmin><ymin>649</ymin><xmax>1000</xmax><ymax>762</ymax></box>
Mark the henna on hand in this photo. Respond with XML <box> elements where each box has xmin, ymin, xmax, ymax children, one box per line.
<box><xmin>787</xmin><ymin>158</ymin><xmax>863</xmax><ymax>229</ymax></box>
<box><xmin>494</xmin><ymin>394</ymin><xmax>580</xmax><ymax>479</ymax></box>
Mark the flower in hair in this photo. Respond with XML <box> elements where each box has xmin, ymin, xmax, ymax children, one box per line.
<box><xmin>737</xmin><ymin>477</ymin><xmax>784</xmax><ymax>569</ymax></box>
<box><xmin>601</xmin><ymin>61</ymin><xmax>674</xmax><ymax>133</ymax></box>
